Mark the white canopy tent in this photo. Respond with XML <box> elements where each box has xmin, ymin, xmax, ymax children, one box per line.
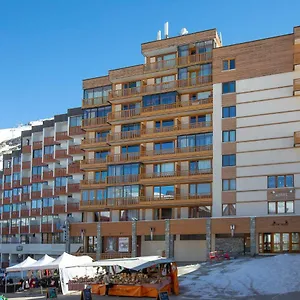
<box><xmin>6</xmin><ymin>256</ymin><xmax>37</xmax><ymax>272</ymax></box>
<box><xmin>29</xmin><ymin>255</ymin><xmax>55</xmax><ymax>271</ymax></box>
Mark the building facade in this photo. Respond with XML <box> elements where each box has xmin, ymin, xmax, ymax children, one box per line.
<box><xmin>72</xmin><ymin>25</ymin><xmax>300</xmax><ymax>261</ymax></box>
<box><xmin>0</xmin><ymin>108</ymin><xmax>84</xmax><ymax>267</ymax></box>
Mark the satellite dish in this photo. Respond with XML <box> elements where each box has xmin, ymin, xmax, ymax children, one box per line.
<box><xmin>180</xmin><ymin>28</ymin><xmax>188</xmax><ymax>35</ymax></box>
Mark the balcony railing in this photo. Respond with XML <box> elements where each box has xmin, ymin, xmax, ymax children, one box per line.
<box><xmin>82</xmin><ymin>116</ymin><xmax>108</xmax><ymax>128</ymax></box>
<box><xmin>55</xmin><ymin>149</ymin><xmax>69</xmax><ymax>159</ymax></box>
<box><xmin>82</xmin><ymin>137</ymin><xmax>108</xmax><ymax>146</ymax></box>
<box><xmin>69</xmin><ymin>126</ymin><xmax>84</xmax><ymax>135</ymax></box>
<box><xmin>22</xmin><ymin>145</ymin><xmax>31</xmax><ymax>153</ymax></box>
<box><xmin>108</xmin><ymin>130</ymin><xmax>141</xmax><ymax>142</ymax></box>
<box><xmin>56</xmin><ymin>131</ymin><xmax>70</xmax><ymax>141</ymax></box>
<box><xmin>13</xmin><ymin>164</ymin><xmax>21</xmax><ymax>172</ymax></box>
<box><xmin>144</xmin><ymin>52</ymin><xmax>212</xmax><ymax>73</ymax></box>
<box><xmin>54</xmin><ymin>204</ymin><xmax>66</xmax><ymax>214</ymax></box>
<box><xmin>21</xmin><ymin>193</ymin><xmax>30</xmax><ymax>201</ymax></box>
<box><xmin>11</xmin><ymin>210</ymin><xmax>19</xmax><ymax>218</ymax></box>
<box><xmin>44</xmin><ymin>137</ymin><xmax>55</xmax><ymax>146</ymax></box>
<box><xmin>31</xmin><ymin>175</ymin><xmax>42</xmax><ymax>183</ymax></box>
<box><xmin>22</xmin><ymin>161</ymin><xmax>31</xmax><ymax>169</ymax></box>
<box><xmin>3</xmin><ymin>168</ymin><xmax>11</xmax><ymax>175</ymax></box>
<box><xmin>22</xmin><ymin>177</ymin><xmax>31</xmax><ymax>185</ymax></box>
<box><xmin>68</xmin><ymin>183</ymin><xmax>80</xmax><ymax>193</ymax></box>
<box><xmin>107</xmin><ymin>152</ymin><xmax>140</xmax><ymax>163</ymax></box>
<box><xmin>80</xmin><ymin>179</ymin><xmax>106</xmax><ymax>188</ymax></box>
<box><xmin>54</xmin><ymin>186</ymin><xmax>67</xmax><ymax>195</ymax></box>
<box><xmin>81</xmin><ymin>158</ymin><xmax>107</xmax><ymax>168</ymax></box>
<box><xmin>106</xmin><ymin>174</ymin><xmax>140</xmax><ymax>185</ymax></box>
<box><xmin>42</xmin><ymin>188</ymin><xmax>53</xmax><ymax>197</ymax></box>
<box><xmin>69</xmin><ymin>145</ymin><xmax>84</xmax><ymax>155</ymax></box>
<box><xmin>32</xmin><ymin>141</ymin><xmax>42</xmax><ymax>149</ymax></box>
<box><xmin>109</xmin><ymin>75</ymin><xmax>212</xmax><ymax>99</ymax></box>
<box><xmin>108</xmin><ymin>108</ymin><xmax>141</xmax><ymax>121</ymax></box>
<box><xmin>32</xmin><ymin>157</ymin><xmax>43</xmax><ymax>166</ymax></box>
<box><xmin>67</xmin><ymin>202</ymin><xmax>79</xmax><ymax>212</ymax></box>
<box><xmin>12</xmin><ymin>180</ymin><xmax>21</xmax><ymax>187</ymax></box>
<box><xmin>43</xmin><ymin>170</ymin><xmax>54</xmax><ymax>180</ymax></box>
<box><xmin>43</xmin><ymin>154</ymin><xmax>55</xmax><ymax>162</ymax></box>
<box><xmin>68</xmin><ymin>162</ymin><xmax>81</xmax><ymax>174</ymax></box>
<box><xmin>140</xmin><ymin>193</ymin><xmax>212</xmax><ymax>203</ymax></box>
<box><xmin>31</xmin><ymin>191</ymin><xmax>42</xmax><ymax>199</ymax></box>
<box><xmin>55</xmin><ymin>168</ymin><xmax>67</xmax><ymax>177</ymax></box>
<box><xmin>82</xmin><ymin>96</ymin><xmax>109</xmax><ymax>108</ymax></box>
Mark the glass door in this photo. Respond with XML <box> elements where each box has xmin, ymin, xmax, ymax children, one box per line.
<box><xmin>263</xmin><ymin>233</ymin><xmax>272</xmax><ymax>253</ymax></box>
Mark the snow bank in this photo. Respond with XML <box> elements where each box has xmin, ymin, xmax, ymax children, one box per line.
<box><xmin>179</xmin><ymin>254</ymin><xmax>300</xmax><ymax>298</ymax></box>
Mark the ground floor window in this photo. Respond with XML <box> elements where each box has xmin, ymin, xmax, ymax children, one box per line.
<box><xmin>259</xmin><ymin>232</ymin><xmax>300</xmax><ymax>253</ymax></box>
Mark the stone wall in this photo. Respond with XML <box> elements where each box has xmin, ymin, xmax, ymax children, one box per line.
<box><xmin>215</xmin><ymin>237</ymin><xmax>244</xmax><ymax>254</ymax></box>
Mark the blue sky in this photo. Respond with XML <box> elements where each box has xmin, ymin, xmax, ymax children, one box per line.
<box><xmin>0</xmin><ymin>0</ymin><xmax>299</xmax><ymax>128</ymax></box>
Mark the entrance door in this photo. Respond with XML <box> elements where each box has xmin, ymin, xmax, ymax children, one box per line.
<box><xmin>263</xmin><ymin>233</ymin><xmax>272</xmax><ymax>253</ymax></box>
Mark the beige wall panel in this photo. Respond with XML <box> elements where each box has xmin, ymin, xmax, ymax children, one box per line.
<box><xmin>180</xmin><ymin>184</ymin><xmax>189</xmax><ymax>196</ymax></box>
<box><xmin>146</xmin><ymin>142</ymin><xmax>153</xmax><ymax>151</ymax></box>
<box><xmin>237</xmin><ymin>177</ymin><xmax>267</xmax><ymax>191</ymax></box>
<box><xmin>111</xmin><ymin>210</ymin><xmax>119</xmax><ymax>222</ymax></box>
<box><xmin>236</xmin><ymin>191</ymin><xmax>267</xmax><ymax>202</ymax></box>
<box><xmin>222</xmin><ymin>118</ymin><xmax>236</xmax><ymax>131</ymax></box>
<box><xmin>222</xmin><ymin>191</ymin><xmax>236</xmax><ymax>203</ymax></box>
<box><xmin>222</xmin><ymin>167</ymin><xmax>236</xmax><ymax>179</ymax></box>
<box><xmin>174</xmin><ymin>240</ymin><xmax>206</xmax><ymax>262</ymax></box>
<box><xmin>236</xmin><ymin>201</ymin><xmax>267</xmax><ymax>216</ymax></box>
<box><xmin>237</xmin><ymin>149</ymin><xmax>300</xmax><ymax>166</ymax></box>
<box><xmin>145</xmin><ymin>187</ymin><xmax>152</xmax><ymax>198</ymax></box>
<box><xmin>141</xmin><ymin>240</ymin><xmax>165</xmax><ymax>256</ymax></box>
<box><xmin>237</xmin><ymin>162</ymin><xmax>300</xmax><ymax>177</ymax></box>
<box><xmin>222</xmin><ymin>93</ymin><xmax>236</xmax><ymax>107</ymax></box>
<box><xmin>294</xmin><ymin>200</ymin><xmax>300</xmax><ymax>215</ymax></box>
<box><xmin>222</xmin><ymin>142</ymin><xmax>236</xmax><ymax>155</ymax></box>
<box><xmin>237</xmin><ymin>138</ymin><xmax>294</xmax><ymax>152</ymax></box>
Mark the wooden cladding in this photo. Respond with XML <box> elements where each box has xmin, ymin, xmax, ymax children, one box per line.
<box><xmin>56</xmin><ymin>131</ymin><xmax>70</xmax><ymax>141</ymax></box>
<box><xmin>294</xmin><ymin>78</ymin><xmax>300</xmax><ymax>95</ymax></box>
<box><xmin>294</xmin><ymin>131</ymin><xmax>300</xmax><ymax>146</ymax></box>
<box><xmin>22</xmin><ymin>145</ymin><xmax>31</xmax><ymax>153</ymax></box>
<box><xmin>69</xmin><ymin>126</ymin><xmax>85</xmax><ymax>136</ymax></box>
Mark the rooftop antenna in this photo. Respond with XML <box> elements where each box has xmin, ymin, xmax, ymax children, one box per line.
<box><xmin>164</xmin><ymin>22</ymin><xmax>169</xmax><ymax>39</ymax></box>
<box><xmin>180</xmin><ymin>28</ymin><xmax>188</xmax><ymax>35</ymax></box>
<box><xmin>157</xmin><ymin>30</ymin><xmax>162</xmax><ymax>40</ymax></box>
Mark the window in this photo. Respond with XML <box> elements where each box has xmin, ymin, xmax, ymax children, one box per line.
<box><xmin>143</xmin><ymin>92</ymin><xmax>177</xmax><ymax>107</ymax></box>
<box><xmin>3</xmin><ymin>204</ymin><xmax>11</xmax><ymax>212</ymax></box>
<box><xmin>4</xmin><ymin>190</ymin><xmax>11</xmax><ymax>198</ymax></box>
<box><xmin>180</xmin><ymin>234</ymin><xmax>206</xmax><ymax>240</ymax></box>
<box><xmin>154</xmin><ymin>186</ymin><xmax>175</xmax><ymax>200</ymax></box>
<box><xmin>154</xmin><ymin>163</ymin><xmax>174</xmax><ymax>174</ymax></box>
<box><xmin>95</xmin><ymin>131</ymin><xmax>109</xmax><ymax>139</ymax></box>
<box><xmin>107</xmin><ymin>185</ymin><xmax>140</xmax><ymax>199</ymax></box>
<box><xmin>155</xmin><ymin>75</ymin><xmax>175</xmax><ymax>84</ymax></box>
<box><xmin>153</xmin><ymin>208</ymin><xmax>173</xmax><ymax>220</ymax></box>
<box><xmin>13</xmin><ymin>173</ymin><xmax>20</xmax><ymax>181</ymax></box>
<box><xmin>55</xmin><ymin>177</ymin><xmax>66</xmax><ymax>187</ymax></box>
<box><xmin>44</xmin><ymin>146</ymin><xmax>54</xmax><ymax>154</ymax></box>
<box><xmin>4</xmin><ymin>160</ymin><xmax>11</xmax><ymax>168</ymax></box>
<box><xmin>223</xmin><ymin>59</ymin><xmax>235</xmax><ymax>71</ymax></box>
<box><xmin>145</xmin><ymin>235</ymin><xmax>165</xmax><ymax>241</ymax></box>
<box><xmin>190</xmin><ymin>91</ymin><xmax>212</xmax><ymax>102</ymax></box>
<box><xmin>124</xmin><ymin>81</ymin><xmax>141</xmax><ymax>89</ymax></box>
<box><xmin>96</xmin><ymin>189</ymin><xmax>106</xmax><ymax>201</ymax></box>
<box><xmin>189</xmin><ymin>183</ymin><xmax>211</xmax><ymax>196</ymax></box>
<box><xmin>23</xmin><ymin>185</ymin><xmax>30</xmax><ymax>194</ymax></box>
<box><xmin>4</xmin><ymin>175</ymin><xmax>11</xmax><ymax>183</ymax></box>
<box><xmin>189</xmin><ymin>160</ymin><xmax>212</xmax><ymax>173</ymax></box>
<box><xmin>108</xmin><ymin>164</ymin><xmax>140</xmax><ymax>177</ymax></box>
<box><xmin>13</xmin><ymin>156</ymin><xmax>21</xmax><ymax>165</ymax></box>
<box><xmin>121</xmin><ymin>145</ymin><xmax>140</xmax><ymax>154</ymax></box>
<box><xmin>95</xmin><ymin>150</ymin><xmax>109</xmax><ymax>160</ymax></box>
<box><xmin>13</xmin><ymin>188</ymin><xmax>22</xmax><ymax>196</ymax></box>
<box><xmin>32</xmin><ymin>200</ymin><xmax>42</xmax><ymax>209</ymax></box>
<box><xmin>268</xmin><ymin>201</ymin><xmax>294</xmax><ymax>214</ymax></box>
<box><xmin>33</xmin><ymin>149</ymin><xmax>42</xmax><ymax>158</ymax></box>
<box><xmin>222</xmin><ymin>106</ymin><xmax>236</xmax><ymax>118</ymax></box>
<box><xmin>32</xmin><ymin>183</ymin><xmax>42</xmax><ymax>191</ymax></box>
<box><xmin>121</xmin><ymin>123</ymin><xmax>140</xmax><ymax>132</ymax></box>
<box><xmin>267</xmin><ymin>175</ymin><xmax>294</xmax><ymax>188</ymax></box>
<box><xmin>222</xmin><ymin>204</ymin><xmax>236</xmax><ymax>216</ymax></box>
<box><xmin>42</xmin><ymin>198</ymin><xmax>53</xmax><ymax>208</ymax></box>
<box><xmin>178</xmin><ymin>133</ymin><xmax>213</xmax><ymax>148</ymax></box>
<box><xmin>222</xmin><ymin>81</ymin><xmax>236</xmax><ymax>94</ymax></box>
<box><xmin>190</xmin><ymin>114</ymin><xmax>211</xmax><ymax>124</ymax></box>
<box><xmin>222</xmin><ymin>179</ymin><xmax>236</xmax><ymax>191</ymax></box>
<box><xmin>84</xmin><ymin>85</ymin><xmax>111</xmax><ymax>99</ymax></box>
<box><xmin>155</xmin><ymin>119</ymin><xmax>174</xmax><ymax>129</ymax></box>
<box><xmin>154</xmin><ymin>141</ymin><xmax>174</xmax><ymax>154</ymax></box>
<box><xmin>94</xmin><ymin>171</ymin><xmax>107</xmax><ymax>183</ymax></box>
<box><xmin>120</xmin><ymin>210</ymin><xmax>139</xmax><ymax>221</ymax></box>
<box><xmin>70</xmin><ymin>116</ymin><xmax>82</xmax><ymax>127</ymax></box>
<box><xmin>122</xmin><ymin>102</ymin><xmax>140</xmax><ymax>111</ymax></box>
<box><xmin>222</xmin><ymin>154</ymin><xmax>236</xmax><ymax>167</ymax></box>
<box><xmin>82</xmin><ymin>190</ymin><xmax>94</xmax><ymax>202</ymax></box>
<box><xmin>222</xmin><ymin>130</ymin><xmax>236</xmax><ymax>142</ymax></box>
<box><xmin>12</xmin><ymin>203</ymin><xmax>20</xmax><ymax>211</ymax></box>
<box><xmin>83</xmin><ymin>106</ymin><xmax>112</xmax><ymax>119</ymax></box>
<box><xmin>189</xmin><ymin>206</ymin><xmax>212</xmax><ymax>218</ymax></box>
<box><xmin>32</xmin><ymin>166</ymin><xmax>42</xmax><ymax>175</ymax></box>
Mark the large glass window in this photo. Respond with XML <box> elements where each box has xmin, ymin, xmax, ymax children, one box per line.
<box><xmin>33</xmin><ymin>149</ymin><xmax>42</xmax><ymax>158</ymax></box>
<box><xmin>96</xmin><ymin>189</ymin><xmax>106</xmax><ymax>201</ymax></box>
<box><xmin>32</xmin><ymin>183</ymin><xmax>42</xmax><ymax>191</ymax></box>
<box><xmin>96</xmin><ymin>131</ymin><xmax>109</xmax><ymax>139</ymax></box>
<box><xmin>190</xmin><ymin>160</ymin><xmax>212</xmax><ymax>172</ymax></box>
<box><xmin>107</xmin><ymin>185</ymin><xmax>140</xmax><ymax>199</ymax></box>
<box><xmin>154</xmin><ymin>141</ymin><xmax>175</xmax><ymax>154</ymax></box>
<box><xmin>13</xmin><ymin>156</ymin><xmax>21</xmax><ymax>165</ymax></box>
<box><xmin>4</xmin><ymin>175</ymin><xmax>11</xmax><ymax>183</ymax></box>
<box><xmin>267</xmin><ymin>175</ymin><xmax>294</xmax><ymax>188</ymax></box>
<box><xmin>154</xmin><ymin>186</ymin><xmax>175</xmax><ymax>199</ymax></box>
<box><xmin>32</xmin><ymin>166</ymin><xmax>42</xmax><ymax>175</ymax></box>
<box><xmin>190</xmin><ymin>91</ymin><xmax>212</xmax><ymax>101</ymax></box>
<box><xmin>121</xmin><ymin>145</ymin><xmax>140</xmax><ymax>154</ymax></box>
<box><xmin>4</xmin><ymin>190</ymin><xmax>11</xmax><ymax>198</ymax></box>
<box><xmin>120</xmin><ymin>209</ymin><xmax>139</xmax><ymax>221</ymax></box>
<box><xmin>121</xmin><ymin>123</ymin><xmax>140</xmax><ymax>132</ymax></box>
<box><xmin>223</xmin><ymin>59</ymin><xmax>236</xmax><ymax>71</ymax></box>
<box><xmin>55</xmin><ymin>177</ymin><xmax>66</xmax><ymax>187</ymax></box>
<box><xmin>44</xmin><ymin>146</ymin><xmax>54</xmax><ymax>154</ymax></box>
<box><xmin>13</xmin><ymin>188</ymin><xmax>22</xmax><ymax>196</ymax></box>
<box><xmin>23</xmin><ymin>185</ymin><xmax>30</xmax><ymax>194</ymax></box>
<box><xmin>142</xmin><ymin>92</ymin><xmax>177</xmax><ymax>107</ymax></box>
<box><xmin>70</xmin><ymin>116</ymin><xmax>82</xmax><ymax>127</ymax></box>
<box><xmin>84</xmin><ymin>85</ymin><xmax>111</xmax><ymax>99</ymax></box>
<box><xmin>155</xmin><ymin>120</ymin><xmax>174</xmax><ymax>129</ymax></box>
<box><xmin>222</xmin><ymin>106</ymin><xmax>236</xmax><ymax>118</ymax></box>
<box><xmin>268</xmin><ymin>201</ymin><xmax>294</xmax><ymax>214</ymax></box>
<box><xmin>95</xmin><ymin>151</ymin><xmax>109</xmax><ymax>160</ymax></box>
<box><xmin>108</xmin><ymin>164</ymin><xmax>140</xmax><ymax>177</ymax></box>
<box><xmin>222</xmin><ymin>81</ymin><xmax>236</xmax><ymax>94</ymax></box>
<box><xmin>95</xmin><ymin>171</ymin><xmax>107</xmax><ymax>183</ymax></box>
<box><xmin>83</xmin><ymin>106</ymin><xmax>111</xmax><ymax>119</ymax></box>
<box><xmin>222</xmin><ymin>179</ymin><xmax>236</xmax><ymax>191</ymax></box>
<box><xmin>13</xmin><ymin>173</ymin><xmax>20</xmax><ymax>181</ymax></box>
<box><xmin>154</xmin><ymin>208</ymin><xmax>173</xmax><ymax>220</ymax></box>
<box><xmin>178</xmin><ymin>133</ymin><xmax>213</xmax><ymax>148</ymax></box>
<box><xmin>189</xmin><ymin>206</ymin><xmax>212</xmax><ymax>218</ymax></box>
<box><xmin>222</xmin><ymin>155</ymin><xmax>236</xmax><ymax>167</ymax></box>
<box><xmin>222</xmin><ymin>130</ymin><xmax>236</xmax><ymax>142</ymax></box>
<box><xmin>189</xmin><ymin>183</ymin><xmax>211</xmax><ymax>195</ymax></box>
<box><xmin>222</xmin><ymin>204</ymin><xmax>236</xmax><ymax>216</ymax></box>
<box><xmin>82</xmin><ymin>190</ymin><xmax>94</xmax><ymax>201</ymax></box>
<box><xmin>32</xmin><ymin>200</ymin><xmax>42</xmax><ymax>209</ymax></box>
<box><xmin>43</xmin><ymin>198</ymin><xmax>53</xmax><ymax>207</ymax></box>
<box><xmin>3</xmin><ymin>205</ymin><xmax>11</xmax><ymax>212</ymax></box>
<box><xmin>154</xmin><ymin>163</ymin><xmax>174</xmax><ymax>174</ymax></box>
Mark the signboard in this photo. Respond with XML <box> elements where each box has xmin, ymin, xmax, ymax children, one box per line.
<box><xmin>118</xmin><ymin>237</ymin><xmax>129</xmax><ymax>252</ymax></box>
<box><xmin>157</xmin><ymin>291</ymin><xmax>169</xmax><ymax>300</ymax></box>
<box><xmin>80</xmin><ymin>288</ymin><xmax>92</xmax><ymax>300</ymax></box>
<box><xmin>46</xmin><ymin>287</ymin><xmax>57</xmax><ymax>299</ymax></box>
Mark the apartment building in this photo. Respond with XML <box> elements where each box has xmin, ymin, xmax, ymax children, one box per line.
<box><xmin>0</xmin><ymin>108</ymin><xmax>84</xmax><ymax>267</ymax></box>
<box><xmin>69</xmin><ymin>25</ymin><xmax>300</xmax><ymax>262</ymax></box>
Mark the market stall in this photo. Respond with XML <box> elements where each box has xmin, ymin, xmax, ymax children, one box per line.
<box><xmin>68</xmin><ymin>256</ymin><xmax>179</xmax><ymax>298</ymax></box>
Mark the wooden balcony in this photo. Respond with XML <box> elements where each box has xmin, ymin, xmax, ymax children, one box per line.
<box><xmin>106</xmin><ymin>152</ymin><xmax>141</xmax><ymax>164</ymax></box>
<box><xmin>68</xmin><ymin>183</ymin><xmax>80</xmax><ymax>193</ymax></box>
<box><xmin>31</xmin><ymin>208</ymin><xmax>41</xmax><ymax>216</ymax></box>
<box><xmin>22</xmin><ymin>145</ymin><xmax>31</xmax><ymax>153</ymax></box>
<box><xmin>20</xmin><ymin>209</ymin><xmax>30</xmax><ymax>217</ymax></box>
<box><xmin>12</xmin><ymin>180</ymin><xmax>21</xmax><ymax>187</ymax></box>
<box><xmin>43</xmin><ymin>170</ymin><xmax>54</xmax><ymax>180</ymax></box>
<box><xmin>43</xmin><ymin>153</ymin><xmax>56</xmax><ymax>163</ymax></box>
<box><xmin>55</xmin><ymin>149</ymin><xmax>70</xmax><ymax>159</ymax></box>
<box><xmin>31</xmin><ymin>175</ymin><xmax>42</xmax><ymax>183</ymax></box>
<box><xmin>55</xmin><ymin>168</ymin><xmax>67</xmax><ymax>177</ymax></box>
<box><xmin>295</xmin><ymin>131</ymin><xmax>300</xmax><ymax>146</ymax></box>
<box><xmin>22</xmin><ymin>161</ymin><xmax>31</xmax><ymax>169</ymax></box>
<box><xmin>33</xmin><ymin>141</ymin><xmax>42</xmax><ymax>149</ymax></box>
<box><xmin>11</xmin><ymin>226</ymin><xmax>18</xmax><ymax>235</ymax></box>
<box><xmin>67</xmin><ymin>202</ymin><xmax>79</xmax><ymax>212</ymax></box>
<box><xmin>42</xmin><ymin>207</ymin><xmax>52</xmax><ymax>215</ymax></box>
<box><xmin>3</xmin><ymin>168</ymin><xmax>11</xmax><ymax>175</ymax></box>
<box><xmin>13</xmin><ymin>164</ymin><xmax>21</xmax><ymax>172</ymax></box>
<box><xmin>140</xmin><ymin>169</ymin><xmax>213</xmax><ymax>185</ymax></box>
<box><xmin>68</xmin><ymin>162</ymin><xmax>82</xmax><ymax>174</ymax></box>
<box><xmin>21</xmin><ymin>193</ymin><xmax>30</xmax><ymax>201</ymax></box>
<box><xmin>144</xmin><ymin>52</ymin><xmax>212</xmax><ymax>73</ymax></box>
<box><xmin>109</xmin><ymin>75</ymin><xmax>212</xmax><ymax>100</ymax></box>
<box><xmin>69</xmin><ymin>145</ymin><xmax>84</xmax><ymax>155</ymax></box>
<box><xmin>31</xmin><ymin>191</ymin><xmax>42</xmax><ymax>199</ymax></box>
<box><xmin>69</xmin><ymin>126</ymin><xmax>85</xmax><ymax>136</ymax></box>
<box><xmin>42</xmin><ymin>188</ymin><xmax>53</xmax><ymax>197</ymax></box>
<box><xmin>2</xmin><ymin>212</ymin><xmax>10</xmax><ymax>219</ymax></box>
<box><xmin>108</xmin><ymin>130</ymin><xmax>141</xmax><ymax>143</ymax></box>
<box><xmin>41</xmin><ymin>224</ymin><xmax>52</xmax><ymax>232</ymax></box>
<box><xmin>44</xmin><ymin>137</ymin><xmax>56</xmax><ymax>146</ymax></box>
<box><xmin>54</xmin><ymin>186</ymin><xmax>67</xmax><ymax>195</ymax></box>
<box><xmin>80</xmin><ymin>179</ymin><xmax>106</xmax><ymax>189</ymax></box>
<box><xmin>54</xmin><ymin>204</ymin><xmax>66</xmax><ymax>214</ymax></box>
<box><xmin>22</xmin><ymin>177</ymin><xmax>31</xmax><ymax>185</ymax></box>
<box><xmin>82</xmin><ymin>96</ymin><xmax>109</xmax><ymax>108</ymax></box>
<box><xmin>81</xmin><ymin>137</ymin><xmax>108</xmax><ymax>149</ymax></box>
<box><xmin>30</xmin><ymin>225</ymin><xmax>40</xmax><ymax>233</ymax></box>
<box><xmin>11</xmin><ymin>211</ymin><xmax>20</xmax><ymax>218</ymax></box>
<box><xmin>80</xmin><ymin>158</ymin><xmax>107</xmax><ymax>170</ymax></box>
<box><xmin>106</xmin><ymin>174</ymin><xmax>140</xmax><ymax>185</ymax></box>
<box><xmin>3</xmin><ymin>197</ymin><xmax>11</xmax><ymax>204</ymax></box>
<box><xmin>3</xmin><ymin>182</ymin><xmax>11</xmax><ymax>189</ymax></box>
<box><xmin>12</xmin><ymin>195</ymin><xmax>21</xmax><ymax>203</ymax></box>
<box><xmin>294</xmin><ymin>78</ymin><xmax>300</xmax><ymax>95</ymax></box>
<box><xmin>107</xmin><ymin>108</ymin><xmax>141</xmax><ymax>122</ymax></box>
<box><xmin>56</xmin><ymin>131</ymin><xmax>71</xmax><ymax>141</ymax></box>
<box><xmin>32</xmin><ymin>157</ymin><xmax>43</xmax><ymax>166</ymax></box>
<box><xmin>20</xmin><ymin>226</ymin><xmax>29</xmax><ymax>234</ymax></box>
<box><xmin>82</xmin><ymin>116</ymin><xmax>109</xmax><ymax>129</ymax></box>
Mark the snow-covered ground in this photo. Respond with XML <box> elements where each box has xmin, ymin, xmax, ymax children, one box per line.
<box><xmin>178</xmin><ymin>254</ymin><xmax>300</xmax><ymax>299</ymax></box>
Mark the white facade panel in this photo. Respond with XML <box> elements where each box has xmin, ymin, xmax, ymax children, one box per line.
<box><xmin>236</xmin><ymin>191</ymin><xmax>267</xmax><ymax>202</ymax></box>
<box><xmin>236</xmin><ymin>202</ymin><xmax>267</xmax><ymax>216</ymax></box>
<box><xmin>237</xmin><ymin>177</ymin><xmax>267</xmax><ymax>191</ymax></box>
<box><xmin>237</xmin><ymin>138</ymin><xmax>293</xmax><ymax>152</ymax></box>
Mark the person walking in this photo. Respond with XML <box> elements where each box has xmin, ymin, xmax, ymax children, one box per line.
<box><xmin>103</xmin><ymin>272</ymin><xmax>111</xmax><ymax>296</ymax></box>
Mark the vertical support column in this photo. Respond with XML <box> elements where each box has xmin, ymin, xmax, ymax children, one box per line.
<box><xmin>250</xmin><ymin>217</ymin><xmax>256</xmax><ymax>256</ymax></box>
<box><xmin>169</xmin><ymin>233</ymin><xmax>174</xmax><ymax>259</ymax></box>
<box><xmin>132</xmin><ymin>220</ymin><xmax>137</xmax><ymax>258</ymax></box>
<box><xmin>96</xmin><ymin>222</ymin><xmax>102</xmax><ymax>261</ymax></box>
<box><xmin>206</xmin><ymin>218</ymin><xmax>212</xmax><ymax>260</ymax></box>
<box><xmin>165</xmin><ymin>219</ymin><xmax>170</xmax><ymax>258</ymax></box>
<box><xmin>65</xmin><ymin>219</ymin><xmax>70</xmax><ymax>254</ymax></box>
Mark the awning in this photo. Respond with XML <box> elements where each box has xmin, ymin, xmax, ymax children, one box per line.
<box><xmin>28</xmin><ymin>254</ymin><xmax>55</xmax><ymax>271</ymax></box>
<box><xmin>6</xmin><ymin>256</ymin><xmax>37</xmax><ymax>272</ymax></box>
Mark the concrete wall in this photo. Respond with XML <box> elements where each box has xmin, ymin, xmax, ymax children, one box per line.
<box><xmin>174</xmin><ymin>239</ymin><xmax>206</xmax><ymax>262</ymax></box>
